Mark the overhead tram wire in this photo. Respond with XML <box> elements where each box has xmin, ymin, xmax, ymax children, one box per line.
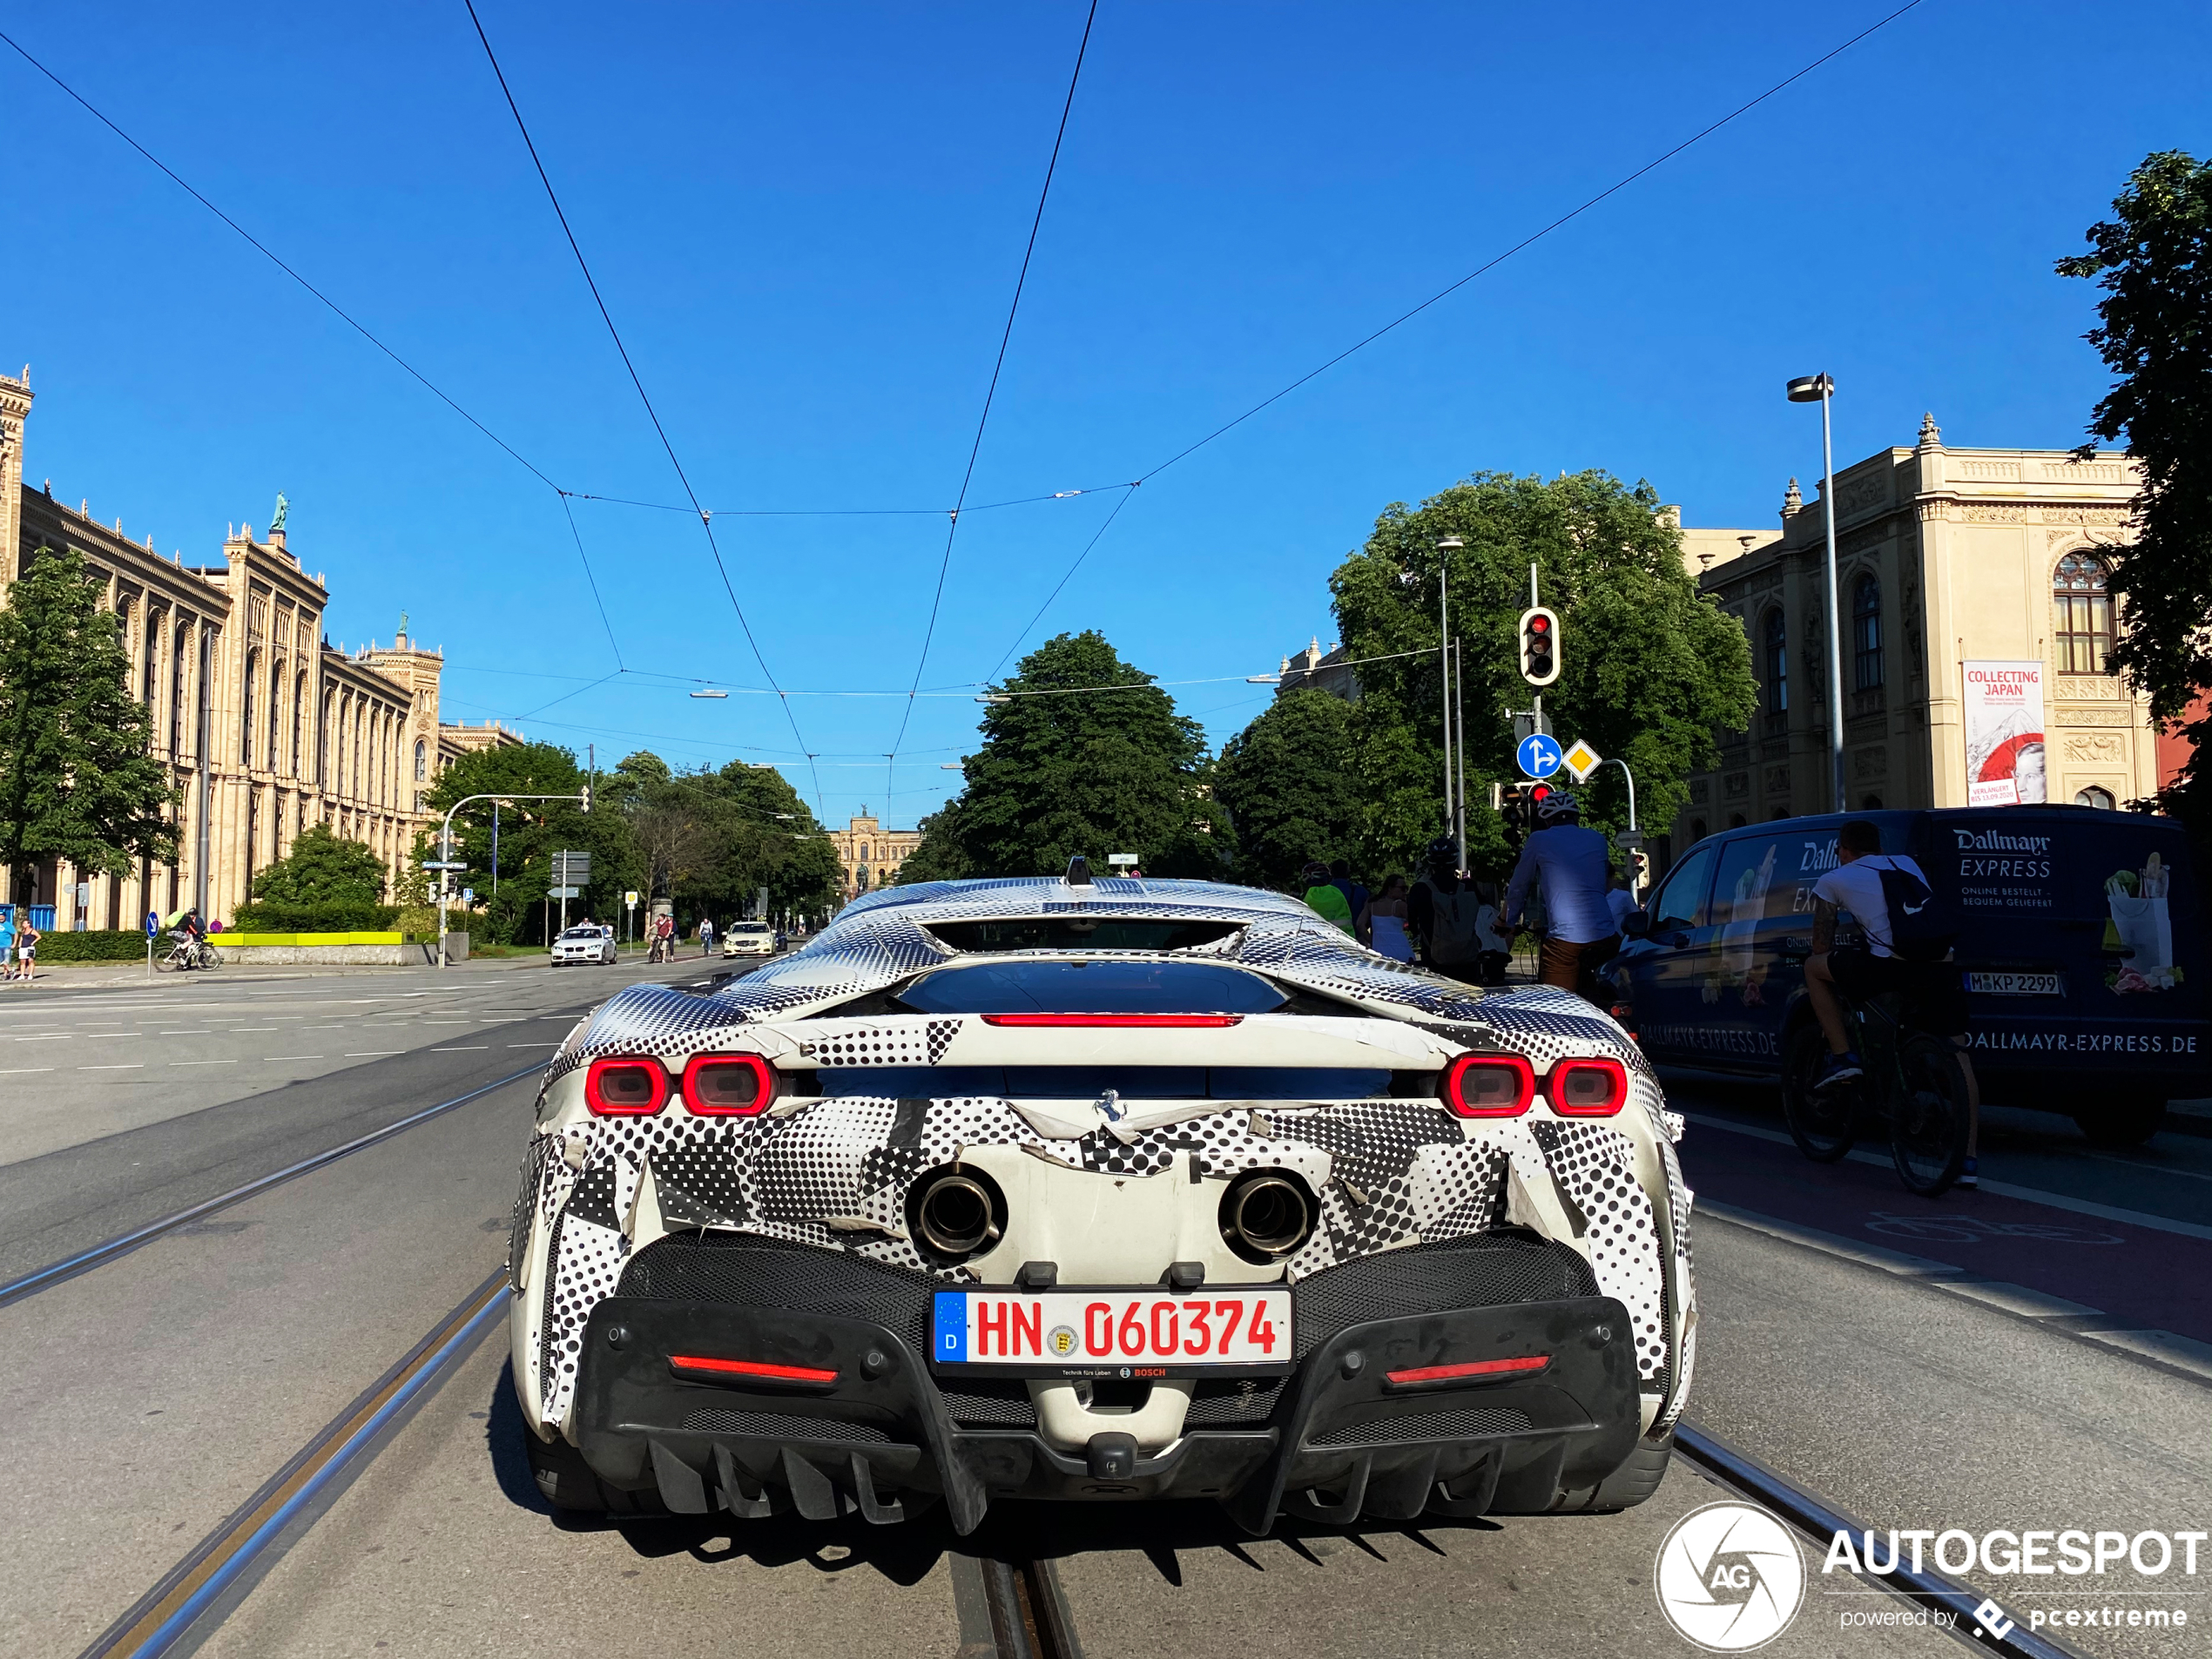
<box><xmin>884</xmin><ymin>0</ymin><xmax>1103</xmax><ymax>804</ymax></box>
<box><xmin>972</xmin><ymin>0</ymin><xmax>1927</xmax><ymax>675</ymax></box>
<box><xmin>0</xmin><ymin>25</ymin><xmax>637</xmax><ymax>683</ymax></box>
<box><xmin>460</xmin><ymin>0</ymin><xmax>825</xmax><ymax>810</ymax></box>
<box><xmin>563</xmin><ymin>482</ymin><xmax>1136</xmax><ymax>518</ymax></box>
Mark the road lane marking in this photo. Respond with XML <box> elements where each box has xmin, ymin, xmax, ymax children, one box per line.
<box><xmin>508</xmin><ymin>1042</ymin><xmax>559</xmax><ymax>1049</ymax></box>
<box><xmin>264</xmin><ymin>1055</ymin><xmax>323</xmax><ymax>1061</ymax></box>
<box><xmin>343</xmin><ymin>1051</ymin><xmax>401</xmax><ymax>1057</ymax></box>
<box><xmin>432</xmin><ymin>1046</ymin><xmax>488</xmax><ymax>1052</ymax></box>
<box><xmin>83</xmin><ymin>1064</ymin><xmax>144</xmax><ymax>1070</ymax></box>
<box><xmin>0</xmin><ymin>1067</ymin><xmax>56</xmax><ymax>1075</ymax></box>
<box><xmin>168</xmin><ymin>1060</ymin><xmax>236</xmax><ymax>1067</ymax></box>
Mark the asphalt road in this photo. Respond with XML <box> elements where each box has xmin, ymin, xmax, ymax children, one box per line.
<box><xmin>4</xmin><ymin>965</ymin><xmax>2207</xmax><ymax>1657</ymax></box>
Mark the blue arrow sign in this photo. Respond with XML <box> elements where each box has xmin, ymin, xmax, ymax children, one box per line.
<box><xmin>1517</xmin><ymin>732</ymin><xmax>1564</xmax><ymax>779</ymax></box>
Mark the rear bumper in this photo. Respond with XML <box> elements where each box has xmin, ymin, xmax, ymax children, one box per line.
<box><xmin>567</xmin><ymin>1291</ymin><xmax>1642</xmax><ymax>1534</ymax></box>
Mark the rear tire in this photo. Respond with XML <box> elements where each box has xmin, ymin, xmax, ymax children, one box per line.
<box><xmin>1781</xmin><ymin>1022</ymin><xmax>1857</xmax><ymax>1162</ymax></box>
<box><xmin>1578</xmin><ymin>1431</ymin><xmax>1674</xmax><ymax>1512</ymax></box>
<box><xmin>522</xmin><ymin>1429</ymin><xmax>667</xmax><ymax>1515</ymax></box>
<box><xmin>2074</xmin><ymin>1100</ymin><xmax>2165</xmax><ymax>1149</ymax></box>
<box><xmin>1892</xmin><ymin>1035</ymin><xmax>1970</xmax><ymax>1197</ymax></box>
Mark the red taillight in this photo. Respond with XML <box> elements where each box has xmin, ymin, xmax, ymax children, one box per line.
<box><xmin>683</xmin><ymin>1054</ymin><xmax>775</xmax><ymax>1116</ymax></box>
<box><xmin>1442</xmin><ymin>1054</ymin><xmax>1535</xmax><ymax>1117</ymax></box>
<box><xmin>1386</xmin><ymin>1354</ymin><xmax>1550</xmax><ymax>1385</ymax></box>
<box><xmin>583</xmin><ymin>1057</ymin><xmax>668</xmax><ymax>1116</ymax></box>
<box><xmin>1548</xmin><ymin>1056</ymin><xmax>1628</xmax><ymax>1116</ymax></box>
<box><xmin>668</xmin><ymin>1354</ymin><xmax>838</xmax><ymax>1386</ymax></box>
<box><xmin>979</xmin><ymin>1013</ymin><xmax>1245</xmax><ymax>1028</ymax></box>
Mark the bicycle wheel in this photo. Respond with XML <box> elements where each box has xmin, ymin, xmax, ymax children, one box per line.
<box><xmin>1892</xmin><ymin>1034</ymin><xmax>1969</xmax><ymax>1197</ymax></box>
<box><xmin>198</xmin><ymin>942</ymin><xmax>222</xmax><ymax>969</ymax></box>
<box><xmin>156</xmin><ymin>948</ymin><xmax>182</xmax><ymax>973</ymax></box>
<box><xmin>1780</xmin><ymin>1022</ymin><xmax>1858</xmax><ymax>1162</ymax></box>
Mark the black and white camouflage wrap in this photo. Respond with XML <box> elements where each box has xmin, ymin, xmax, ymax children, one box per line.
<box><xmin>516</xmin><ymin>877</ymin><xmax>1693</xmax><ymax>1433</ymax></box>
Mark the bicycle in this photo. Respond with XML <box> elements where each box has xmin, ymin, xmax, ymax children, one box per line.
<box><xmin>156</xmin><ymin>935</ymin><xmax>222</xmax><ymax>972</ymax></box>
<box><xmin>1780</xmin><ymin>983</ymin><xmax>1972</xmax><ymax>1197</ymax></box>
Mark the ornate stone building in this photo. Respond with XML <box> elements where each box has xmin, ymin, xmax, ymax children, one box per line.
<box><xmin>829</xmin><ymin>810</ymin><xmax>920</xmax><ymax>898</ymax></box>
<box><xmin>1672</xmin><ymin>415</ymin><xmax>2156</xmax><ymax>859</ymax></box>
<box><xmin>0</xmin><ymin>367</ymin><xmax>519</xmax><ymax>926</ymax></box>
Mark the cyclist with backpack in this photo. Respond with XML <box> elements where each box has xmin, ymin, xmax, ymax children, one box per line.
<box><xmin>1408</xmin><ymin>837</ymin><xmax>1487</xmax><ymax>982</ymax></box>
<box><xmin>1806</xmin><ymin>819</ymin><xmax>1980</xmax><ymax>1185</ymax></box>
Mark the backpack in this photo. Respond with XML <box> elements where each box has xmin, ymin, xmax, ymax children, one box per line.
<box><xmin>1871</xmin><ymin>858</ymin><xmax>1958</xmax><ymax>963</ymax></box>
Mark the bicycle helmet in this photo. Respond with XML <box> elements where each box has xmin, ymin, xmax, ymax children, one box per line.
<box><xmin>1536</xmin><ymin>790</ymin><xmax>1580</xmax><ymax>821</ymax></box>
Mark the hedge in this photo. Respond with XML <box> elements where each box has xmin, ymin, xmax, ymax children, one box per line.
<box><xmin>231</xmin><ymin>900</ymin><xmax>401</xmax><ymax>933</ymax></box>
<box><xmin>35</xmin><ymin>930</ymin><xmax>159</xmax><ymax>962</ymax></box>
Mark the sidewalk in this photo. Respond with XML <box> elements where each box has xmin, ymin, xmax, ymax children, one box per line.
<box><xmin>3</xmin><ymin>953</ymin><xmax>554</xmax><ymax>992</ymax></box>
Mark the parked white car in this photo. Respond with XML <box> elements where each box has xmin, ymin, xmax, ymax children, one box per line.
<box><xmin>550</xmin><ymin>924</ymin><xmax>617</xmax><ymax>967</ymax></box>
<box><xmin>720</xmin><ymin>921</ymin><xmax>776</xmax><ymax>959</ymax></box>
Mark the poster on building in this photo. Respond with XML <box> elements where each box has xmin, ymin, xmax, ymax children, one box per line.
<box><xmin>1963</xmin><ymin>661</ymin><xmax>2047</xmax><ymax>806</ymax></box>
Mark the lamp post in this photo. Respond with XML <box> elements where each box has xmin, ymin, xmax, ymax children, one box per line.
<box><xmin>1786</xmin><ymin>373</ymin><xmax>1846</xmax><ymax>814</ymax></box>
<box><xmin>1413</xmin><ymin>537</ymin><xmax>1463</xmax><ymax>868</ymax></box>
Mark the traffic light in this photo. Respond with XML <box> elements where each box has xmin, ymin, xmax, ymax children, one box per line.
<box><xmin>579</xmin><ymin>782</ymin><xmax>592</xmax><ymax>814</ymax></box>
<box><xmin>1518</xmin><ymin>605</ymin><xmax>1561</xmax><ymax>686</ymax></box>
<box><xmin>1500</xmin><ymin>781</ymin><xmax>1554</xmax><ymax>842</ymax></box>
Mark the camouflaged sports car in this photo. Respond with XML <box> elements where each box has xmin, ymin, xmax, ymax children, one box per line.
<box><xmin>508</xmin><ymin>866</ymin><xmax>1696</xmax><ymax>1534</ymax></box>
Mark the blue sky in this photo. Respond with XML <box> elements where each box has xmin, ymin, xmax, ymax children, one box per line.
<box><xmin>7</xmin><ymin>1</ymin><xmax>2207</xmax><ymax>827</ymax></box>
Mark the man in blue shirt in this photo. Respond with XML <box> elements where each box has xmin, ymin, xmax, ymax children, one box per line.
<box><xmin>1503</xmin><ymin>792</ymin><xmax>1618</xmax><ymax>1001</ymax></box>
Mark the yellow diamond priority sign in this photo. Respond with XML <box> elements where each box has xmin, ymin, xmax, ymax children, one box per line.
<box><xmin>1561</xmin><ymin>739</ymin><xmax>1602</xmax><ymax>782</ymax></box>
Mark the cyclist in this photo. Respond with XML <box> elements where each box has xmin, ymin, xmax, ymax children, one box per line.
<box><xmin>1408</xmin><ymin>837</ymin><xmax>1486</xmax><ymax>982</ymax></box>
<box><xmin>1806</xmin><ymin>819</ymin><xmax>1980</xmax><ymax>1186</ymax></box>
<box><xmin>1502</xmin><ymin>792</ymin><xmax>1618</xmax><ymax>1002</ymax></box>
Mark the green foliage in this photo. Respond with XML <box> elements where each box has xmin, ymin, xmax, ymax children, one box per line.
<box><xmin>918</xmin><ymin>631</ymin><xmax>1231</xmax><ymax>880</ymax></box>
<box><xmin>230</xmin><ymin>900</ymin><xmax>402</xmax><ymax>932</ymax></box>
<box><xmin>896</xmin><ymin>803</ymin><xmax>974</xmax><ymax>886</ymax></box>
<box><xmin>1214</xmin><ymin>691</ymin><xmax>1364</xmax><ymax>888</ymax></box>
<box><xmin>1325</xmin><ymin>470</ymin><xmax>1755</xmax><ymax>873</ymax></box>
<box><xmin>608</xmin><ymin>752</ymin><xmax>842</xmax><ymax>925</ymax></box>
<box><xmin>34</xmin><ymin>929</ymin><xmax>155</xmax><ymax>962</ymax></box>
<box><xmin>250</xmin><ymin>823</ymin><xmax>388</xmax><ymax>906</ymax></box>
<box><xmin>0</xmin><ymin>545</ymin><xmax>179</xmax><ymax>900</ymax></box>
<box><xmin>2057</xmin><ymin>151</ymin><xmax>2212</xmax><ymax>852</ymax></box>
<box><xmin>425</xmin><ymin>742</ymin><xmax>639</xmax><ymax>945</ymax></box>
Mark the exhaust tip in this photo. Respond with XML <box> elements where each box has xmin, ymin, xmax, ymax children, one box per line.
<box><xmin>1219</xmin><ymin>1170</ymin><xmax>1315</xmax><ymax>1264</ymax></box>
<box><xmin>909</xmin><ymin>1167</ymin><xmax>1007</xmax><ymax>1262</ymax></box>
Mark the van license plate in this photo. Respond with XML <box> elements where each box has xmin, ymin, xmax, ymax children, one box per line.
<box><xmin>1966</xmin><ymin>972</ymin><xmax>2061</xmax><ymax>996</ymax></box>
<box><xmin>932</xmin><ymin>1290</ymin><xmax>1291</xmax><ymax>1371</ymax></box>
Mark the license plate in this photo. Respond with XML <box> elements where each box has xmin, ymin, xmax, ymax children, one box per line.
<box><xmin>931</xmin><ymin>1289</ymin><xmax>1292</xmax><ymax>1372</ymax></box>
<box><xmin>1966</xmin><ymin>971</ymin><xmax>2062</xmax><ymax>997</ymax></box>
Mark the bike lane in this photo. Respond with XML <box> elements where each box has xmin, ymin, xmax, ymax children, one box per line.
<box><xmin>1671</xmin><ymin>1109</ymin><xmax>2212</xmax><ymax>1345</ymax></box>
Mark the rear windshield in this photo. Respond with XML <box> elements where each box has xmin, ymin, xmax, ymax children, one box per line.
<box><xmin>896</xmin><ymin>959</ymin><xmax>1286</xmax><ymax>1015</ymax></box>
<box><xmin>927</xmin><ymin>918</ymin><xmax>1241</xmax><ymax>954</ymax></box>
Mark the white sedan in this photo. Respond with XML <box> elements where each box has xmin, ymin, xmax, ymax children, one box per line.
<box><xmin>720</xmin><ymin>921</ymin><xmax>776</xmax><ymax>958</ymax></box>
<box><xmin>550</xmin><ymin>925</ymin><xmax>617</xmax><ymax>967</ymax></box>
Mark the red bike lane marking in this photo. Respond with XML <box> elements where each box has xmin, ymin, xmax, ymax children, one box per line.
<box><xmin>1675</xmin><ymin>1118</ymin><xmax>2212</xmax><ymax>1345</ymax></box>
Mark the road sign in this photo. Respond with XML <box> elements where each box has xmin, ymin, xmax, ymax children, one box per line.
<box><xmin>624</xmin><ymin>891</ymin><xmax>639</xmax><ymax>908</ymax></box>
<box><xmin>551</xmin><ymin>850</ymin><xmax>590</xmax><ymax>885</ymax></box>
<box><xmin>1108</xmin><ymin>853</ymin><xmax>1138</xmax><ymax>867</ymax></box>
<box><xmin>548</xmin><ymin>887</ymin><xmax>580</xmax><ymax>900</ymax></box>
<box><xmin>421</xmin><ymin>860</ymin><xmax>467</xmax><ymax>872</ymax></box>
<box><xmin>1511</xmin><ymin>709</ymin><xmax>1553</xmax><ymax>745</ymax></box>
<box><xmin>1561</xmin><ymin>739</ymin><xmax>1602</xmax><ymax>782</ymax></box>
<box><xmin>1516</xmin><ymin>732</ymin><xmax>1563</xmax><ymax>779</ymax></box>
<box><xmin>462</xmin><ymin>888</ymin><xmax>475</xmax><ymax>904</ymax></box>
<box><xmin>1612</xmin><ymin>830</ymin><xmax>1645</xmax><ymax>853</ymax></box>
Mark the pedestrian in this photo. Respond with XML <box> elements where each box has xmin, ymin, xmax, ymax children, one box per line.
<box><xmin>1407</xmin><ymin>837</ymin><xmax>1487</xmax><ymax>982</ymax></box>
<box><xmin>1328</xmin><ymin>858</ymin><xmax>1372</xmax><ymax>948</ymax></box>
<box><xmin>1606</xmin><ymin>868</ymin><xmax>1639</xmax><ymax>935</ymax></box>
<box><xmin>0</xmin><ymin>908</ymin><xmax>15</xmax><ymax>982</ymax></box>
<box><xmin>1502</xmin><ymin>791</ymin><xmax>1619</xmax><ymax>1002</ymax></box>
<box><xmin>699</xmin><ymin>915</ymin><xmax>716</xmax><ymax>957</ymax></box>
<box><xmin>1472</xmin><ymin>880</ymin><xmax>1513</xmax><ymax>986</ymax></box>
<box><xmin>15</xmin><ymin>915</ymin><xmax>38</xmax><ymax>981</ymax></box>
<box><xmin>1299</xmin><ymin>860</ymin><xmax>1355</xmax><ymax>934</ymax></box>
<box><xmin>1367</xmin><ymin>875</ymin><xmax>1414</xmax><ymax>963</ymax></box>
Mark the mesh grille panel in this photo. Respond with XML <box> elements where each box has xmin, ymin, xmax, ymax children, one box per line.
<box><xmin>941</xmin><ymin>1384</ymin><xmax>1038</xmax><ymax>1428</ymax></box>
<box><xmin>1309</xmin><ymin>1406</ymin><xmax>1530</xmax><ymax>1447</ymax></box>
<box><xmin>678</xmin><ymin>1409</ymin><xmax>893</xmax><ymax>1443</ymax></box>
<box><xmin>1184</xmin><ymin>1377</ymin><xmax>1285</xmax><ymax>1425</ymax></box>
<box><xmin>618</xmin><ymin>1232</ymin><xmax>935</xmax><ymax>1352</ymax></box>
<box><xmin>1291</xmin><ymin>1231</ymin><xmax>1599</xmax><ymax>1358</ymax></box>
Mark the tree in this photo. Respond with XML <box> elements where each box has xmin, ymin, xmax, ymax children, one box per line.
<box><xmin>1215</xmin><ymin>690</ymin><xmax>1363</xmax><ymax>888</ymax></box>
<box><xmin>424</xmin><ymin>742</ymin><xmax>638</xmax><ymax>944</ymax></box>
<box><xmin>0</xmin><ymin>545</ymin><xmax>179</xmax><ymax>902</ymax></box>
<box><xmin>610</xmin><ymin>752</ymin><xmax>841</xmax><ymax>924</ymax></box>
<box><xmin>251</xmin><ymin>824</ymin><xmax>387</xmax><ymax>904</ymax></box>
<box><xmin>1328</xmin><ymin>470</ymin><xmax>1755</xmax><ymax>873</ymax></box>
<box><xmin>2056</xmin><ymin>151</ymin><xmax>2212</xmax><ymax>844</ymax></box>
<box><xmin>914</xmin><ymin>631</ymin><xmax>1230</xmax><ymax>880</ymax></box>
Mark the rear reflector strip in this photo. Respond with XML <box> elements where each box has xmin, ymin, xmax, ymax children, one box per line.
<box><xmin>1386</xmin><ymin>1354</ymin><xmax>1550</xmax><ymax>1385</ymax></box>
<box><xmin>979</xmin><ymin>1013</ymin><xmax>1244</xmax><ymax>1028</ymax></box>
<box><xmin>668</xmin><ymin>1354</ymin><xmax>839</xmax><ymax>1385</ymax></box>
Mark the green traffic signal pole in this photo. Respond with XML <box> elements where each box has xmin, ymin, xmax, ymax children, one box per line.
<box><xmin>436</xmin><ymin>791</ymin><xmax>590</xmax><ymax>969</ymax></box>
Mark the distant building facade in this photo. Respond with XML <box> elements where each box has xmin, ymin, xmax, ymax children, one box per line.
<box><xmin>0</xmin><ymin>367</ymin><xmax>516</xmax><ymax>926</ymax></box>
<box><xmin>1672</xmin><ymin>415</ymin><xmax>2158</xmax><ymax>858</ymax></box>
<box><xmin>829</xmin><ymin>810</ymin><xmax>920</xmax><ymax>897</ymax></box>
<box><xmin>1275</xmin><ymin>636</ymin><xmax>1359</xmax><ymax>702</ymax></box>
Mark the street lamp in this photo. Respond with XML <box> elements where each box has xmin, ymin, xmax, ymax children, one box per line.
<box><xmin>1786</xmin><ymin>373</ymin><xmax>1846</xmax><ymax>815</ymax></box>
<box><xmin>1431</xmin><ymin>538</ymin><xmax>1466</xmax><ymax>871</ymax></box>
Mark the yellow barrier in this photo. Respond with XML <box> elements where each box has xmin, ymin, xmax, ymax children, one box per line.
<box><xmin>214</xmin><ymin>932</ymin><xmax>406</xmax><ymax>948</ymax></box>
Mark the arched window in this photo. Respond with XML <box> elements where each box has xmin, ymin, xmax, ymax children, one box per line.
<box><xmin>293</xmin><ymin>671</ymin><xmax>307</xmax><ymax>778</ymax></box>
<box><xmin>267</xmin><ymin>658</ymin><xmax>285</xmax><ymax>774</ymax></box>
<box><xmin>414</xmin><ymin>738</ymin><xmax>427</xmax><ymax>782</ymax></box>
<box><xmin>1851</xmin><ymin>574</ymin><xmax>1883</xmax><ymax>691</ymax></box>
<box><xmin>2075</xmin><ymin>786</ymin><xmax>2115</xmax><ymax>810</ymax></box>
<box><xmin>142</xmin><ymin>608</ymin><xmax>163</xmax><ymax>710</ymax></box>
<box><xmin>1689</xmin><ymin>819</ymin><xmax>1708</xmax><ymax>845</ymax></box>
<box><xmin>1863</xmin><ymin>794</ymin><xmax>1885</xmax><ymax>811</ymax></box>
<box><xmin>241</xmin><ymin>651</ymin><xmax>259</xmax><ymax>768</ymax></box>
<box><xmin>171</xmin><ymin>620</ymin><xmax>190</xmax><ymax>757</ymax></box>
<box><xmin>1762</xmin><ymin>609</ymin><xmax>1787</xmax><ymax>713</ymax></box>
<box><xmin>2054</xmin><ymin>553</ymin><xmax>2114</xmax><ymax>673</ymax></box>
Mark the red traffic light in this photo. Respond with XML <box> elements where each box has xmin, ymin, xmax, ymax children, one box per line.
<box><xmin>1531</xmin><ymin>784</ymin><xmax>1551</xmax><ymax>802</ymax></box>
<box><xmin>1528</xmin><ymin>615</ymin><xmax>1550</xmax><ymax>634</ymax></box>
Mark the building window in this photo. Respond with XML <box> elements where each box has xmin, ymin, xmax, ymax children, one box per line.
<box><xmin>293</xmin><ymin>671</ymin><xmax>307</xmax><ymax>778</ymax></box>
<box><xmin>268</xmin><ymin>658</ymin><xmax>285</xmax><ymax>774</ymax></box>
<box><xmin>1863</xmin><ymin>794</ymin><xmax>1884</xmax><ymax>811</ymax></box>
<box><xmin>142</xmin><ymin>608</ymin><xmax>162</xmax><ymax>710</ymax></box>
<box><xmin>2075</xmin><ymin>786</ymin><xmax>2116</xmax><ymax>810</ymax></box>
<box><xmin>2054</xmin><ymin>553</ymin><xmax>2114</xmax><ymax>674</ymax></box>
<box><xmin>1851</xmin><ymin>575</ymin><xmax>1883</xmax><ymax>691</ymax></box>
<box><xmin>171</xmin><ymin>620</ymin><xmax>190</xmax><ymax>758</ymax></box>
<box><xmin>414</xmin><ymin>738</ymin><xmax>427</xmax><ymax>782</ymax></box>
<box><xmin>241</xmin><ymin>651</ymin><xmax>259</xmax><ymax>768</ymax></box>
<box><xmin>1762</xmin><ymin>609</ymin><xmax>1787</xmax><ymax>714</ymax></box>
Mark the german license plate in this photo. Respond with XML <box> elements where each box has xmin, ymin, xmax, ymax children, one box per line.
<box><xmin>931</xmin><ymin>1290</ymin><xmax>1292</xmax><ymax>1372</ymax></box>
<box><xmin>1966</xmin><ymin>971</ymin><xmax>2062</xmax><ymax>996</ymax></box>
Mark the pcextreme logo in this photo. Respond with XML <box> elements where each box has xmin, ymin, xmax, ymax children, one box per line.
<box><xmin>1655</xmin><ymin>1502</ymin><xmax>1807</xmax><ymax>1651</ymax></box>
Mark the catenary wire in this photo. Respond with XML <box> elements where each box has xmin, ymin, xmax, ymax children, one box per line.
<box><xmin>461</xmin><ymin>0</ymin><xmax>825</xmax><ymax>809</ymax></box>
<box><xmin>563</xmin><ymin>482</ymin><xmax>1136</xmax><ymax>517</ymax></box>
<box><xmin>886</xmin><ymin>0</ymin><xmax>1102</xmax><ymax>799</ymax></box>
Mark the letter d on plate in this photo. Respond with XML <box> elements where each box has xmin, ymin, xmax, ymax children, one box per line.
<box><xmin>934</xmin><ymin>1291</ymin><xmax>968</xmax><ymax>1361</ymax></box>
